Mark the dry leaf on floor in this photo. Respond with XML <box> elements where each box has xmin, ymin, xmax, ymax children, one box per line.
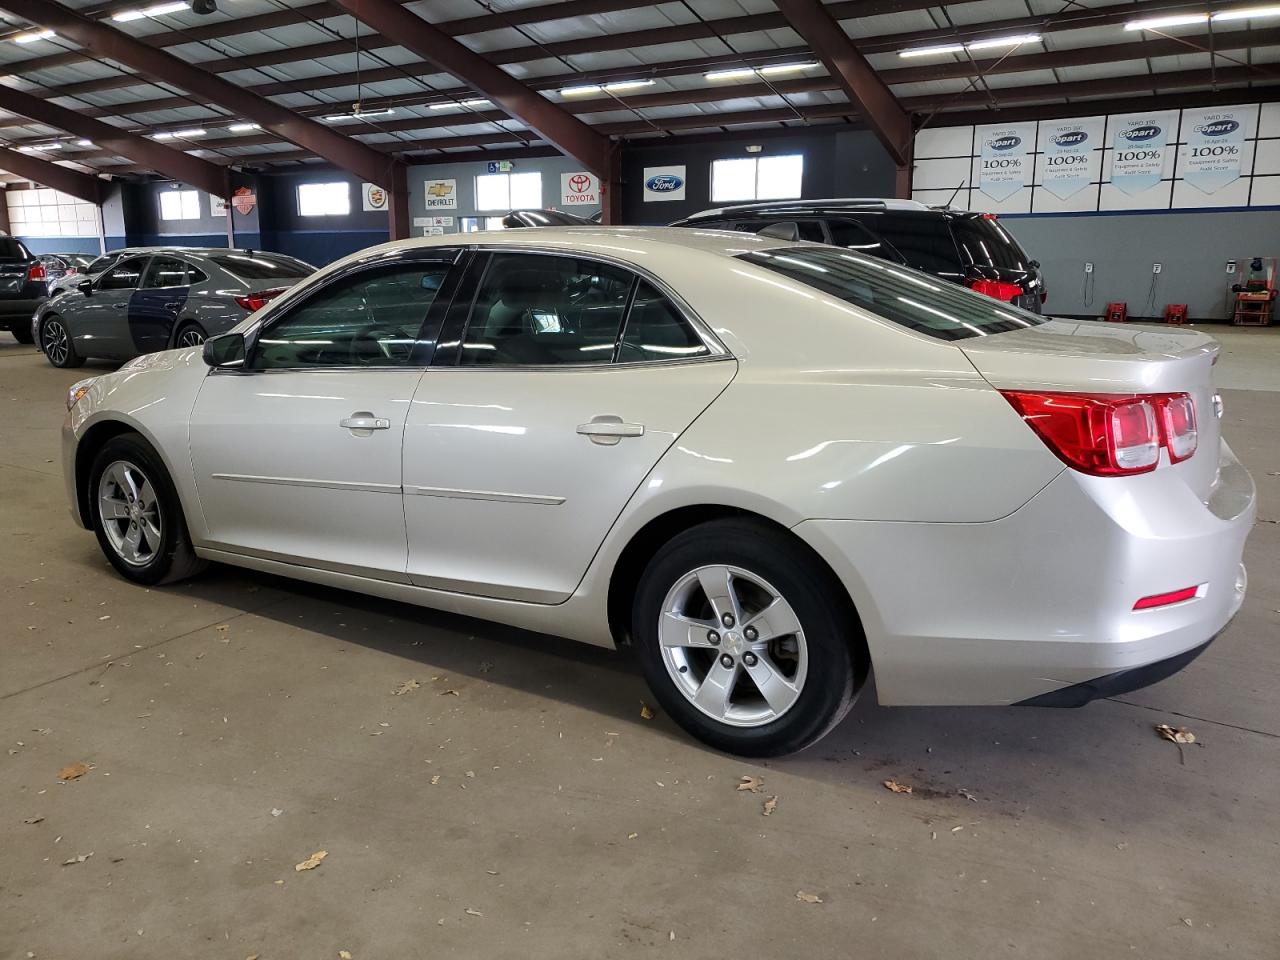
<box><xmin>639</xmin><ymin>702</ymin><xmax>654</xmax><ymax>720</ymax></box>
<box><xmin>627</xmin><ymin>832</ymin><xmax>638</xmax><ymax>840</ymax></box>
<box><xmin>430</xmin><ymin>775</ymin><xmax>441</xmax><ymax>785</ymax></box>
<box><xmin>271</xmin><ymin>808</ymin><xmax>283</xmax><ymax>817</ymax></box>
<box><xmin>737</xmin><ymin>775</ymin><xmax>764</xmax><ymax>793</ymax></box>
<box><xmin>246</xmin><ymin>955</ymin><xmax>259</xmax><ymax>960</ymax></box>
<box><xmin>762</xmin><ymin>796</ymin><xmax>778</xmax><ymax>816</ymax></box>
<box><xmin>62</xmin><ymin>852</ymin><xmax>93</xmax><ymax>866</ymax></box>
<box><xmin>58</xmin><ymin>762</ymin><xmax>91</xmax><ymax>781</ymax></box>
<box><xmin>339</xmin><ymin>951</ymin><xmax>353</xmax><ymax>959</ymax></box>
<box><xmin>1155</xmin><ymin>724</ymin><xmax>1196</xmax><ymax>744</ymax></box>
<box><xmin>441</xmin><ymin>689</ymin><xmax>460</xmax><ymax>697</ymax></box>
<box><xmin>464</xmin><ymin>908</ymin><xmax>483</xmax><ymax>918</ymax></box>
<box><xmin>392</xmin><ymin>679</ymin><xmax>420</xmax><ymax>696</ymax></box>
<box><xmin>479</xmin><ymin>661</ymin><xmax>494</xmax><ymax>673</ymax></box>
<box><xmin>23</xmin><ymin>817</ymin><xmax>44</xmax><ymax>825</ymax></box>
<box><xmin>294</xmin><ymin>850</ymin><xmax>328</xmax><ymax>872</ymax></box>
<box><xmin>883</xmin><ymin>779</ymin><xmax>913</xmax><ymax>794</ymax></box>
<box><xmin>795</xmin><ymin>891</ymin><xmax>823</xmax><ymax>904</ymax></box>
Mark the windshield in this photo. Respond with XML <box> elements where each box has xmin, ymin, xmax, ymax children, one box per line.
<box><xmin>210</xmin><ymin>253</ymin><xmax>314</xmax><ymax>282</ymax></box>
<box><xmin>948</xmin><ymin>215</ymin><xmax>1032</xmax><ymax>272</ymax></box>
<box><xmin>736</xmin><ymin>247</ymin><xmax>1046</xmax><ymax>341</ymax></box>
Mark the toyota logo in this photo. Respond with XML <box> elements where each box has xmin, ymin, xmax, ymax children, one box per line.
<box><xmin>569</xmin><ymin>174</ymin><xmax>591</xmax><ymax>194</ymax></box>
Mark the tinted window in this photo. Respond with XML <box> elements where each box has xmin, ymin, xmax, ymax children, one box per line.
<box><xmin>187</xmin><ymin>265</ymin><xmax>209</xmax><ymax>284</ymax></box>
<box><xmin>855</xmin><ymin>213</ymin><xmax>963</xmax><ymax>278</ymax></box>
<box><xmin>0</xmin><ymin>237</ymin><xmax>30</xmax><ymax>261</ymax></box>
<box><xmin>142</xmin><ymin>256</ymin><xmax>188</xmax><ymax>288</ymax></box>
<box><xmin>619</xmin><ymin>280</ymin><xmax>710</xmax><ymax>363</ymax></box>
<box><xmin>253</xmin><ymin>263</ymin><xmax>451</xmax><ymax>369</ymax></box>
<box><xmin>737</xmin><ymin>247</ymin><xmax>1045</xmax><ymax>341</ymax></box>
<box><xmin>211</xmin><ymin>253</ymin><xmax>313</xmax><ymax>282</ymax></box>
<box><xmin>85</xmin><ymin>255</ymin><xmax>117</xmax><ymax>275</ymax></box>
<box><xmin>827</xmin><ymin>219</ymin><xmax>904</xmax><ymax>263</ymax></box>
<box><xmin>459</xmin><ymin>253</ymin><xmax>633</xmax><ymax>366</ymax></box>
<box><xmin>99</xmin><ymin>258</ymin><xmax>147</xmax><ymax>291</ymax></box>
<box><xmin>948</xmin><ymin>216</ymin><xmax>1031</xmax><ymax>271</ymax></box>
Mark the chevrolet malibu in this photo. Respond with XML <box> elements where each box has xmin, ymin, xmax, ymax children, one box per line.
<box><xmin>60</xmin><ymin>228</ymin><xmax>1254</xmax><ymax>756</ymax></box>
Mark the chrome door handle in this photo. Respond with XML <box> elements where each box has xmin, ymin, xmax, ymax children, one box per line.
<box><xmin>577</xmin><ymin>415</ymin><xmax>644</xmax><ymax>445</ymax></box>
<box><xmin>340</xmin><ymin>414</ymin><xmax>391</xmax><ymax>432</ymax></box>
<box><xmin>164</xmin><ymin>301</ymin><xmax>181</xmax><ymax>311</ymax></box>
<box><xmin>111</xmin><ymin>303</ymin><xmax>126</xmax><ymax>309</ymax></box>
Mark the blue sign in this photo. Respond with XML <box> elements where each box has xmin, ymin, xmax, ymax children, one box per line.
<box><xmin>988</xmin><ymin>135</ymin><xmax>1021</xmax><ymax>152</ymax></box>
<box><xmin>645</xmin><ymin>174</ymin><xmax>683</xmax><ymax>192</ymax></box>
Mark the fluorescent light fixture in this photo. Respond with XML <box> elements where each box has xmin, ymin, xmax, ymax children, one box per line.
<box><xmin>228</xmin><ymin>122</ymin><xmax>260</xmax><ymax>132</ymax></box>
<box><xmin>757</xmin><ymin>61</ymin><xmax>820</xmax><ymax>75</ymax></box>
<box><xmin>1123</xmin><ymin>12</ymin><xmax>1209</xmax><ymax>30</ymax></box>
<box><xmin>1212</xmin><ymin>4</ymin><xmax>1280</xmax><ymax>20</ymax></box>
<box><xmin>76</xmin><ymin>139</ymin><xmax>92</xmax><ymax>147</ymax></box>
<box><xmin>966</xmin><ymin>33</ymin><xmax>1041</xmax><ymax>50</ymax></box>
<box><xmin>428</xmin><ymin>98</ymin><xmax>490</xmax><ymax>110</ymax></box>
<box><xmin>704</xmin><ymin>67</ymin><xmax>757</xmax><ymax>80</ymax></box>
<box><xmin>602</xmin><ymin>79</ymin><xmax>655</xmax><ymax>92</ymax></box>
<box><xmin>559</xmin><ymin>84</ymin><xmax>602</xmax><ymax>96</ymax></box>
<box><xmin>898</xmin><ymin>43</ymin><xmax>966</xmax><ymax>58</ymax></box>
<box><xmin>13</xmin><ymin>28</ymin><xmax>55</xmax><ymax>43</ymax></box>
<box><xmin>112</xmin><ymin>2</ymin><xmax>187</xmax><ymax>22</ymax></box>
<box><xmin>154</xmin><ymin>127</ymin><xmax>206</xmax><ymax>139</ymax></box>
<box><xmin>19</xmin><ymin>143</ymin><xmax>62</xmax><ymax>151</ymax></box>
<box><xmin>322</xmin><ymin>108</ymin><xmax>394</xmax><ymax>121</ymax></box>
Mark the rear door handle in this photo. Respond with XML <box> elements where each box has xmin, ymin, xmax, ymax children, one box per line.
<box><xmin>164</xmin><ymin>301</ymin><xmax>181</xmax><ymax>312</ymax></box>
<box><xmin>577</xmin><ymin>415</ymin><xmax>645</xmax><ymax>445</ymax></box>
<box><xmin>340</xmin><ymin>414</ymin><xmax>391</xmax><ymax>433</ymax></box>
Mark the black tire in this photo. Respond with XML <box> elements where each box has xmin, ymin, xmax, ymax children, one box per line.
<box><xmin>88</xmin><ymin>433</ymin><xmax>207</xmax><ymax>585</ymax></box>
<box><xmin>632</xmin><ymin>518</ymin><xmax>864</xmax><ymax>757</ymax></box>
<box><xmin>172</xmin><ymin>322</ymin><xmax>207</xmax><ymax>349</ymax></box>
<box><xmin>10</xmin><ymin>324</ymin><xmax>34</xmax><ymax>344</ymax></box>
<box><xmin>40</xmin><ymin>315</ymin><xmax>84</xmax><ymax>368</ymax></box>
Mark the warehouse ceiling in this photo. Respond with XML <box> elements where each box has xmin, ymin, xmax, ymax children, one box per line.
<box><xmin>0</xmin><ymin>0</ymin><xmax>1277</xmax><ymax>178</ymax></box>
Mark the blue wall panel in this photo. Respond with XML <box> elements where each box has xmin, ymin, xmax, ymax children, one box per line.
<box><xmin>18</xmin><ymin>237</ymin><xmax>101</xmax><ymax>255</ymax></box>
<box><xmin>261</xmin><ymin>229</ymin><xmax>389</xmax><ymax>267</ymax></box>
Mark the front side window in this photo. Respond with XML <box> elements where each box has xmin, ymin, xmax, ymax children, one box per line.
<box><xmin>253</xmin><ymin>262</ymin><xmax>453</xmax><ymax>369</ymax></box>
<box><xmin>459</xmin><ymin>253</ymin><xmax>632</xmax><ymax>366</ymax></box>
<box><xmin>474</xmin><ymin>172</ymin><xmax>541</xmax><ymax>212</ymax></box>
<box><xmin>159</xmin><ymin>189</ymin><xmax>200</xmax><ymax>221</ymax></box>
<box><xmin>142</xmin><ymin>256</ymin><xmax>188</xmax><ymax>288</ymax></box>
<box><xmin>85</xmin><ymin>255</ymin><xmax>117</xmax><ymax>275</ymax></box>
<box><xmin>737</xmin><ymin>247</ymin><xmax>1045</xmax><ymax>341</ymax></box>
<box><xmin>618</xmin><ymin>280</ymin><xmax>710</xmax><ymax>363</ymax></box>
<box><xmin>98</xmin><ymin>257</ymin><xmax>148</xmax><ymax>291</ymax></box>
<box><xmin>711</xmin><ymin>154</ymin><xmax>803</xmax><ymax>203</ymax></box>
<box><xmin>297</xmin><ymin>181</ymin><xmax>351</xmax><ymax>217</ymax></box>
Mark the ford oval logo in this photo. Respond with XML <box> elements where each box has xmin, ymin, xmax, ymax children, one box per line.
<box><xmin>1198</xmin><ymin>119</ymin><xmax>1239</xmax><ymax>137</ymax></box>
<box><xmin>646</xmin><ymin>174</ymin><xmax>683</xmax><ymax>192</ymax></box>
<box><xmin>1122</xmin><ymin>125</ymin><xmax>1162</xmax><ymax>143</ymax></box>
<box><xmin>988</xmin><ymin>135</ymin><xmax>1021</xmax><ymax>151</ymax></box>
<box><xmin>1052</xmin><ymin>131</ymin><xmax>1088</xmax><ymax>147</ymax></box>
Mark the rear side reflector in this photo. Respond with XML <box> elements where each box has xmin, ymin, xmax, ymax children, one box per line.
<box><xmin>1000</xmin><ymin>391</ymin><xmax>1197</xmax><ymax>476</ymax></box>
<box><xmin>967</xmin><ymin>278</ymin><xmax>1023</xmax><ymax>303</ymax></box>
<box><xmin>1134</xmin><ymin>585</ymin><xmax>1201</xmax><ymax>610</ymax></box>
<box><xmin>235</xmin><ymin>286</ymin><xmax>289</xmax><ymax>312</ymax></box>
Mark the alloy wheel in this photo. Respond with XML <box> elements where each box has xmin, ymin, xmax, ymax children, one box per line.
<box><xmin>176</xmin><ymin>328</ymin><xmax>206</xmax><ymax>347</ymax></box>
<box><xmin>97</xmin><ymin>459</ymin><xmax>163</xmax><ymax>567</ymax></box>
<box><xmin>43</xmin><ymin>319</ymin><xmax>69</xmax><ymax>365</ymax></box>
<box><xmin>658</xmin><ymin>564</ymin><xmax>808</xmax><ymax>727</ymax></box>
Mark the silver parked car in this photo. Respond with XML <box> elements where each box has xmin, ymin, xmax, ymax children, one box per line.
<box><xmin>35</xmin><ymin>248</ymin><xmax>315</xmax><ymax>368</ymax></box>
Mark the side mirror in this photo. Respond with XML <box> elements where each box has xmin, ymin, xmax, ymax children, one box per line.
<box><xmin>1028</xmin><ymin>259</ymin><xmax>1041</xmax><ymax>270</ymax></box>
<box><xmin>77</xmin><ymin>278</ymin><xmax>93</xmax><ymax>295</ymax></box>
<box><xmin>202</xmin><ymin>331</ymin><xmax>246</xmax><ymax>368</ymax></box>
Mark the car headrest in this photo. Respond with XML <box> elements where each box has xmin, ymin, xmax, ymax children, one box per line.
<box><xmin>496</xmin><ymin>268</ymin><xmax>562</xmax><ymax>310</ymax></box>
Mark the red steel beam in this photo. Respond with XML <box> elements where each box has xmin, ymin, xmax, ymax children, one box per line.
<box><xmin>0</xmin><ymin>145</ymin><xmax>100</xmax><ymax>204</ymax></box>
<box><xmin>327</xmin><ymin>0</ymin><xmax>613</xmax><ymax>177</ymax></box>
<box><xmin>774</xmin><ymin>0</ymin><xmax>911</xmax><ymax>165</ymax></box>
<box><xmin>0</xmin><ymin>83</ymin><xmax>228</xmax><ymax>197</ymax></box>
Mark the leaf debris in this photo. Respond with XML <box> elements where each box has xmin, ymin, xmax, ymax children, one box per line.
<box><xmin>62</xmin><ymin>852</ymin><xmax>93</xmax><ymax>866</ymax></box>
<box><xmin>762</xmin><ymin>796</ymin><xmax>778</xmax><ymax>816</ymax></box>
<box><xmin>883</xmin><ymin>779</ymin><xmax>912</xmax><ymax>794</ymax></box>
<box><xmin>639</xmin><ymin>702</ymin><xmax>654</xmax><ymax>720</ymax></box>
<box><xmin>392</xmin><ymin>679</ymin><xmax>420</xmax><ymax>696</ymax></box>
<box><xmin>58</xmin><ymin>762</ymin><xmax>91</xmax><ymax>781</ymax></box>
<box><xmin>294</xmin><ymin>850</ymin><xmax>328</xmax><ymax>872</ymax></box>
<box><xmin>795</xmin><ymin>891</ymin><xmax>823</xmax><ymax>904</ymax></box>
<box><xmin>737</xmin><ymin>775</ymin><xmax>765</xmax><ymax>793</ymax></box>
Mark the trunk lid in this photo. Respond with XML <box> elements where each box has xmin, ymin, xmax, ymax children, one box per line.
<box><xmin>959</xmin><ymin>319</ymin><xmax>1221</xmax><ymax>498</ymax></box>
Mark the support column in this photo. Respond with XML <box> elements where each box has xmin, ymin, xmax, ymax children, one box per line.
<box><xmin>388</xmin><ymin>162</ymin><xmax>410</xmax><ymax>241</ymax></box>
<box><xmin>600</xmin><ymin>143</ymin><xmax>622</xmax><ymax>225</ymax></box>
<box><xmin>895</xmin><ymin>135</ymin><xmax>914</xmax><ymax>200</ymax></box>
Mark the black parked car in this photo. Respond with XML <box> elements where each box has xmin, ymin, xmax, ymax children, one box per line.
<box><xmin>670</xmin><ymin>199</ymin><xmax>1046</xmax><ymax>313</ymax></box>
<box><xmin>0</xmin><ymin>236</ymin><xmax>48</xmax><ymax>343</ymax></box>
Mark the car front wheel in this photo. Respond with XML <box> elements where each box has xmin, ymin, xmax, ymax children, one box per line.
<box><xmin>632</xmin><ymin>518</ymin><xmax>863</xmax><ymax>756</ymax></box>
<box><xmin>41</xmin><ymin>316</ymin><xmax>84</xmax><ymax>367</ymax></box>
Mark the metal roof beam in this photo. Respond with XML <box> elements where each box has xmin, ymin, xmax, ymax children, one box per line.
<box><xmin>0</xmin><ymin>145</ymin><xmax>100</xmax><ymax>203</ymax></box>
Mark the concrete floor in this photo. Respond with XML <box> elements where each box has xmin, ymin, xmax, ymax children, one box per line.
<box><xmin>1</xmin><ymin>326</ymin><xmax>1277</xmax><ymax>960</ymax></box>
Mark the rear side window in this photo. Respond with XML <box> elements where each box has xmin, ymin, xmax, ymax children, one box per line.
<box><xmin>142</xmin><ymin>256</ymin><xmax>188</xmax><ymax>288</ymax></box>
<box><xmin>827</xmin><ymin>219</ymin><xmax>904</xmax><ymax>263</ymax></box>
<box><xmin>85</xmin><ymin>255</ymin><xmax>117</xmax><ymax>274</ymax></box>
<box><xmin>619</xmin><ymin>280</ymin><xmax>710</xmax><ymax>362</ymax></box>
<box><xmin>737</xmin><ymin>247</ymin><xmax>1045</xmax><ymax>341</ymax></box>
<box><xmin>211</xmin><ymin>253</ymin><xmax>313</xmax><ymax>281</ymax></box>
<box><xmin>856</xmin><ymin>213</ymin><xmax>963</xmax><ymax>278</ymax></box>
<box><xmin>0</xmin><ymin>237</ymin><xmax>30</xmax><ymax>261</ymax></box>
<box><xmin>948</xmin><ymin>216</ymin><xmax>1032</xmax><ymax>271</ymax></box>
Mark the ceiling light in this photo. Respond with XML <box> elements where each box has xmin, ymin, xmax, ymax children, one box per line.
<box><xmin>602</xmin><ymin>79</ymin><xmax>655</xmax><ymax>92</ymax></box>
<box><xmin>966</xmin><ymin>34</ymin><xmax>1041</xmax><ymax>50</ymax></box>
<box><xmin>322</xmin><ymin>108</ymin><xmax>394</xmax><ymax>121</ymax></box>
<box><xmin>757</xmin><ymin>61</ymin><xmax>820</xmax><ymax>75</ymax></box>
<box><xmin>1123</xmin><ymin>12</ymin><xmax>1209</xmax><ymax>30</ymax></box>
<box><xmin>112</xmin><ymin>2</ymin><xmax>188</xmax><ymax>22</ymax></box>
<box><xmin>75</xmin><ymin>139</ymin><xmax>92</xmax><ymax>147</ymax></box>
<box><xmin>704</xmin><ymin>67</ymin><xmax>757</xmax><ymax>80</ymax></box>
<box><xmin>154</xmin><ymin>127</ymin><xmax>206</xmax><ymax>140</ymax></box>
<box><xmin>898</xmin><ymin>43</ymin><xmax>966</xmax><ymax>58</ymax></box>
<box><xmin>12</xmin><ymin>28</ymin><xmax>55</xmax><ymax>43</ymax></box>
<box><xmin>428</xmin><ymin>98</ymin><xmax>490</xmax><ymax>110</ymax></box>
<box><xmin>228</xmin><ymin>122</ymin><xmax>260</xmax><ymax>132</ymax></box>
<box><xmin>559</xmin><ymin>84</ymin><xmax>602</xmax><ymax>96</ymax></box>
<box><xmin>19</xmin><ymin>143</ymin><xmax>62</xmax><ymax>151</ymax></box>
<box><xmin>1212</xmin><ymin>4</ymin><xmax>1280</xmax><ymax>20</ymax></box>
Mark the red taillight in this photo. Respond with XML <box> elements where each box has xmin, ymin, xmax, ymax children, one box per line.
<box><xmin>1134</xmin><ymin>585</ymin><xmax>1201</xmax><ymax>610</ymax></box>
<box><xmin>234</xmin><ymin>286</ymin><xmax>289</xmax><ymax>312</ymax></box>
<box><xmin>966</xmin><ymin>278</ymin><xmax>1023</xmax><ymax>303</ymax></box>
<box><xmin>1000</xmin><ymin>391</ymin><xmax>1197</xmax><ymax>476</ymax></box>
<box><xmin>27</xmin><ymin>263</ymin><xmax>46</xmax><ymax>282</ymax></box>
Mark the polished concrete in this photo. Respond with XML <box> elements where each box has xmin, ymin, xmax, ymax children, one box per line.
<box><xmin>1</xmin><ymin>326</ymin><xmax>1277</xmax><ymax>959</ymax></box>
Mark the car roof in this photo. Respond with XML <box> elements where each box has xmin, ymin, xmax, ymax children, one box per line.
<box><xmin>677</xmin><ymin>198</ymin><xmax>946</xmax><ymax>221</ymax></box>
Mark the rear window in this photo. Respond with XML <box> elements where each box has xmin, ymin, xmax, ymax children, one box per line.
<box><xmin>948</xmin><ymin>215</ymin><xmax>1031</xmax><ymax>271</ymax></box>
<box><xmin>852</xmin><ymin>212</ymin><xmax>964</xmax><ymax>278</ymax></box>
<box><xmin>736</xmin><ymin>247</ymin><xmax>1045</xmax><ymax>341</ymax></box>
<box><xmin>0</xmin><ymin>237</ymin><xmax>31</xmax><ymax>262</ymax></box>
<box><xmin>210</xmin><ymin>253</ymin><xmax>313</xmax><ymax>282</ymax></box>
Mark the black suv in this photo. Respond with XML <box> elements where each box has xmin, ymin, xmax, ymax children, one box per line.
<box><xmin>0</xmin><ymin>235</ymin><xmax>48</xmax><ymax>343</ymax></box>
<box><xmin>670</xmin><ymin>199</ymin><xmax>1046</xmax><ymax>314</ymax></box>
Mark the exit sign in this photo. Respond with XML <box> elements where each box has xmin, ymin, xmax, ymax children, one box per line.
<box><xmin>487</xmin><ymin>160</ymin><xmax>514</xmax><ymax>173</ymax></box>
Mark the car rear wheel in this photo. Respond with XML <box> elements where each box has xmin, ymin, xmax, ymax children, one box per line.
<box><xmin>41</xmin><ymin>315</ymin><xmax>84</xmax><ymax>368</ymax></box>
<box><xmin>632</xmin><ymin>518</ymin><xmax>863</xmax><ymax>756</ymax></box>
<box><xmin>10</xmin><ymin>324</ymin><xmax>33</xmax><ymax>344</ymax></box>
<box><xmin>174</xmin><ymin>323</ymin><xmax>207</xmax><ymax>348</ymax></box>
<box><xmin>89</xmin><ymin>434</ymin><xmax>207</xmax><ymax>585</ymax></box>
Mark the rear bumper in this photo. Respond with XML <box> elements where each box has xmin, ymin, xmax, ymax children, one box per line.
<box><xmin>795</xmin><ymin>439</ymin><xmax>1255</xmax><ymax>706</ymax></box>
<box><xmin>0</xmin><ymin>298</ymin><xmax>42</xmax><ymax>323</ymax></box>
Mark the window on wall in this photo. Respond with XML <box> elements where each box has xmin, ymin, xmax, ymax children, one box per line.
<box><xmin>5</xmin><ymin>188</ymin><xmax>99</xmax><ymax>237</ymax></box>
<box><xmin>297</xmin><ymin>181</ymin><xmax>351</xmax><ymax>217</ymax></box>
<box><xmin>159</xmin><ymin>189</ymin><xmax>201</xmax><ymax>221</ymax></box>
<box><xmin>711</xmin><ymin>154</ymin><xmax>804</xmax><ymax>203</ymax></box>
<box><xmin>474</xmin><ymin>172</ymin><xmax>541</xmax><ymax>211</ymax></box>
